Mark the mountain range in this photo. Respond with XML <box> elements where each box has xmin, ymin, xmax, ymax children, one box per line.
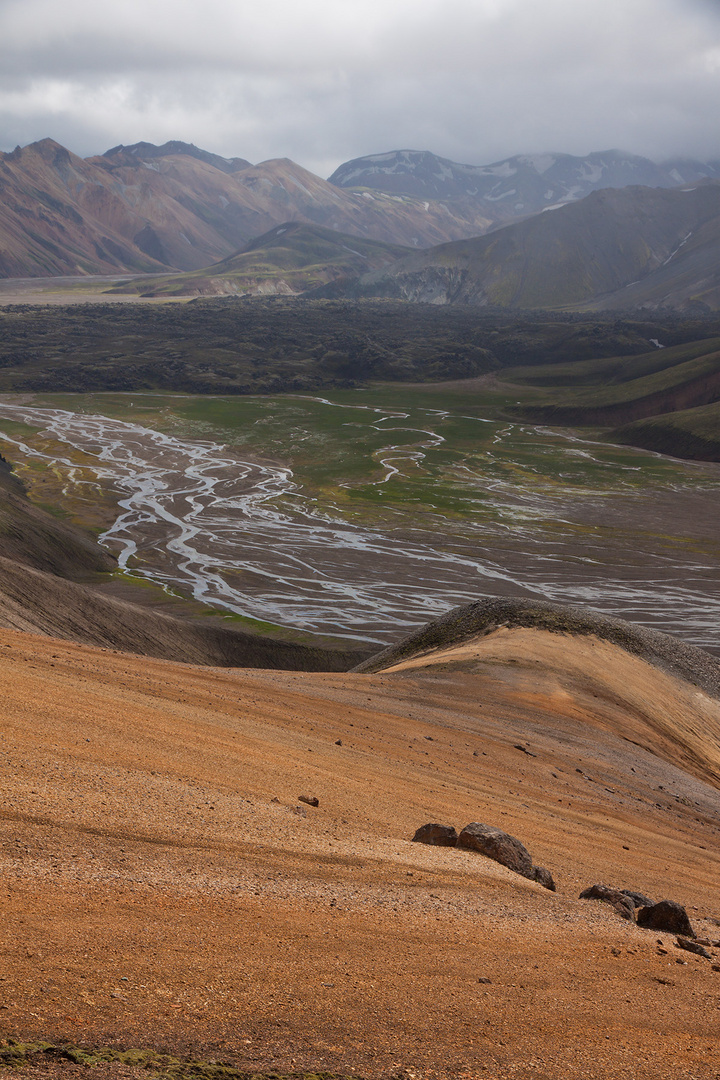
<box><xmin>0</xmin><ymin>139</ymin><xmax>494</xmax><ymax>277</ymax></box>
<box><xmin>329</xmin><ymin>147</ymin><xmax>720</xmax><ymax>218</ymax></box>
<box><xmin>2</xmin><ymin>137</ymin><xmax>720</xmax><ymax>299</ymax></box>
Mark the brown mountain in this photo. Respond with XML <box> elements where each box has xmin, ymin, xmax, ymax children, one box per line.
<box><xmin>0</xmin><ymin>139</ymin><xmax>494</xmax><ymax>278</ymax></box>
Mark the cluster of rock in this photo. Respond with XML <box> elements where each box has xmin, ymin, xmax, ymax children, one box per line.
<box><xmin>412</xmin><ymin>822</ymin><xmax>555</xmax><ymax>891</ymax></box>
<box><xmin>579</xmin><ymin>883</ymin><xmax>715</xmax><ymax>959</ymax></box>
<box><xmin>579</xmin><ymin>883</ymin><xmax>693</xmax><ymax>930</ymax></box>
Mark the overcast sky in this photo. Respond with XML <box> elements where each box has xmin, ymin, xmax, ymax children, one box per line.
<box><xmin>0</xmin><ymin>0</ymin><xmax>719</xmax><ymax>176</ymax></box>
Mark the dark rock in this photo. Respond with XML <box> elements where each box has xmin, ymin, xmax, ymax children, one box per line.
<box><xmin>675</xmin><ymin>937</ymin><xmax>711</xmax><ymax>959</ymax></box>
<box><xmin>514</xmin><ymin>744</ymin><xmax>537</xmax><ymax>757</ymax></box>
<box><xmin>458</xmin><ymin>823</ymin><xmax>535</xmax><ymax>878</ymax></box>
<box><xmin>335</xmin><ymin>739</ymin><xmax>342</xmax><ymax>745</ymax></box>
<box><xmin>532</xmin><ymin>866</ymin><xmax>556</xmax><ymax>892</ymax></box>
<box><xmin>579</xmin><ymin>884</ymin><xmax>636</xmax><ymax>920</ymax></box>
<box><xmin>298</xmin><ymin>795</ymin><xmax>319</xmax><ymax>807</ymax></box>
<box><xmin>457</xmin><ymin>822</ymin><xmax>553</xmax><ymax>889</ymax></box>
<box><xmin>637</xmin><ymin>900</ymin><xmax>695</xmax><ymax>938</ymax></box>
<box><xmin>620</xmin><ymin>889</ymin><xmax>654</xmax><ymax>909</ymax></box>
<box><xmin>411</xmin><ymin>823</ymin><xmax>458</xmax><ymax>847</ymax></box>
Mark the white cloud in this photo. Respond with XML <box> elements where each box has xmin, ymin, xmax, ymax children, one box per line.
<box><xmin>0</xmin><ymin>0</ymin><xmax>718</xmax><ymax>173</ymax></box>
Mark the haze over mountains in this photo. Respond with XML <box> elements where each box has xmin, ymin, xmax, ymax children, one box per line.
<box><xmin>329</xmin><ymin>148</ymin><xmax>720</xmax><ymax>215</ymax></box>
<box><xmin>2</xmin><ymin>137</ymin><xmax>720</xmax><ymax>310</ymax></box>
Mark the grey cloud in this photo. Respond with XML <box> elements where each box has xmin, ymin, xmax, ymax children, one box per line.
<box><xmin>0</xmin><ymin>0</ymin><xmax>718</xmax><ymax>174</ymax></box>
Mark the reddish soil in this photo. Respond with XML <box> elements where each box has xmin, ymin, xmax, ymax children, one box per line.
<box><xmin>1</xmin><ymin>625</ymin><xmax>720</xmax><ymax>1079</ymax></box>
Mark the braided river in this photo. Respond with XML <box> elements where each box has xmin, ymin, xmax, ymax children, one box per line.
<box><xmin>1</xmin><ymin>393</ymin><xmax>719</xmax><ymax>651</ymax></box>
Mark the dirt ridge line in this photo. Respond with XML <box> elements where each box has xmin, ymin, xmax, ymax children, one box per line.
<box><xmin>353</xmin><ymin>596</ymin><xmax>720</xmax><ymax>699</ymax></box>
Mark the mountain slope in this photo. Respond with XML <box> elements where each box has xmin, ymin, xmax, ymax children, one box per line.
<box><xmin>0</xmin><ymin>140</ymin><xmax>496</xmax><ymax>278</ymax></box>
<box><xmin>0</xmin><ymin>139</ymin><xmax>169</xmax><ymax>277</ymax></box>
<box><xmin>340</xmin><ymin>182</ymin><xmax>720</xmax><ymax>309</ymax></box>
<box><xmin>1</xmin><ymin>605</ymin><xmax>719</xmax><ymax>1077</ymax></box>
<box><xmin>113</xmin><ymin>222</ymin><xmax>411</xmax><ymax>297</ymax></box>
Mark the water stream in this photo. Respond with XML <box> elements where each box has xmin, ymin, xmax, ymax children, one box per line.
<box><xmin>1</xmin><ymin>400</ymin><xmax>719</xmax><ymax>650</ymax></box>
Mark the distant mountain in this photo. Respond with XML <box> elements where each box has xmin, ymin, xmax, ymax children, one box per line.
<box><xmin>0</xmin><ymin>139</ymin><xmax>494</xmax><ymax>278</ymax></box>
<box><xmin>4</xmin><ymin>138</ymin><xmax>720</xmax><ymax>286</ymax></box>
<box><xmin>329</xmin><ymin>148</ymin><xmax>720</xmax><ymax>223</ymax></box>
<box><xmin>111</xmin><ymin>222</ymin><xmax>410</xmax><ymax>298</ymax></box>
<box><xmin>331</xmin><ymin>181</ymin><xmax>720</xmax><ymax>311</ymax></box>
<box><xmin>102</xmin><ymin>140</ymin><xmax>252</xmax><ymax>174</ymax></box>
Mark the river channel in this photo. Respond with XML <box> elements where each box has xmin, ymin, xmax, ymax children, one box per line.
<box><xmin>0</xmin><ymin>396</ymin><xmax>719</xmax><ymax>651</ymax></box>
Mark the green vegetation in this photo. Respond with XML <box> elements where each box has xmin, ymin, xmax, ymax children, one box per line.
<box><xmin>611</xmin><ymin>399</ymin><xmax>720</xmax><ymax>461</ymax></box>
<box><xmin>110</xmin><ymin>224</ymin><xmax>411</xmax><ymax>298</ymax></box>
<box><xmin>0</xmin><ymin>1041</ymin><xmax>358</xmax><ymax>1080</ymax></box>
<box><xmin>26</xmin><ymin>387</ymin><xmax>698</xmax><ymax>540</ymax></box>
<box><xmin>498</xmin><ymin>338</ymin><xmax>720</xmax><ymax>454</ymax></box>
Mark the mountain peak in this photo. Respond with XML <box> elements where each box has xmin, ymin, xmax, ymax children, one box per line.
<box><xmin>101</xmin><ymin>141</ymin><xmax>252</xmax><ymax>174</ymax></box>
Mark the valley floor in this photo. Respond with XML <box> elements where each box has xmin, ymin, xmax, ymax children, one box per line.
<box><xmin>1</xmin><ymin>625</ymin><xmax>720</xmax><ymax>1078</ymax></box>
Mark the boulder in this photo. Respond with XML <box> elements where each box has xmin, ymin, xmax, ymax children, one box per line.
<box><xmin>456</xmin><ymin>822</ymin><xmax>554</xmax><ymax>889</ymax></box>
<box><xmin>457</xmin><ymin>823</ymin><xmax>535</xmax><ymax>878</ymax></box>
<box><xmin>579</xmin><ymin>884</ymin><xmax>636</xmax><ymax>921</ymax></box>
<box><xmin>411</xmin><ymin>823</ymin><xmax>458</xmax><ymax>847</ymax></box>
<box><xmin>637</xmin><ymin>900</ymin><xmax>695</xmax><ymax>937</ymax></box>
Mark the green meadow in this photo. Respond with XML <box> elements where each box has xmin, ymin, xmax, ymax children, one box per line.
<box><xmin>23</xmin><ymin>384</ymin><xmax>706</xmax><ymax>535</ymax></box>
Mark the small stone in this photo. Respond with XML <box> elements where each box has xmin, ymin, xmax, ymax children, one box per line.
<box><xmin>675</xmin><ymin>937</ymin><xmax>711</xmax><ymax>959</ymax></box>
<box><xmin>513</xmin><ymin>744</ymin><xmax>537</xmax><ymax>757</ymax></box>
<box><xmin>298</xmin><ymin>795</ymin><xmax>319</xmax><ymax>807</ymax></box>
<box><xmin>335</xmin><ymin>739</ymin><xmax>342</xmax><ymax>746</ymax></box>
<box><xmin>477</xmin><ymin>977</ymin><xmax>492</xmax><ymax>984</ymax></box>
<box><xmin>531</xmin><ymin>866</ymin><xmax>556</xmax><ymax>892</ymax></box>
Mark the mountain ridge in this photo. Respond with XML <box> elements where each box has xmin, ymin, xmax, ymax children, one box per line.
<box><xmin>328</xmin><ymin>147</ymin><xmax>720</xmax><ymax>221</ymax></box>
<box><xmin>331</xmin><ymin>181</ymin><xmax>720</xmax><ymax>311</ymax></box>
<box><xmin>4</xmin><ymin>138</ymin><xmax>720</xmax><ymax>281</ymax></box>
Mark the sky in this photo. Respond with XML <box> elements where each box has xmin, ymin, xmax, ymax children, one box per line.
<box><xmin>0</xmin><ymin>0</ymin><xmax>719</xmax><ymax>177</ymax></box>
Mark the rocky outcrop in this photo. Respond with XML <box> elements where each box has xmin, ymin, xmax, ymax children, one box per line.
<box><xmin>620</xmin><ymin>889</ymin><xmax>654</xmax><ymax>909</ymax></box>
<box><xmin>580</xmin><ymin>887</ymin><xmax>698</xmax><ymax>938</ymax></box>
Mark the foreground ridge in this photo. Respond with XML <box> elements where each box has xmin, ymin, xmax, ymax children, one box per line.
<box><xmin>353</xmin><ymin>596</ymin><xmax>720</xmax><ymax>698</ymax></box>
